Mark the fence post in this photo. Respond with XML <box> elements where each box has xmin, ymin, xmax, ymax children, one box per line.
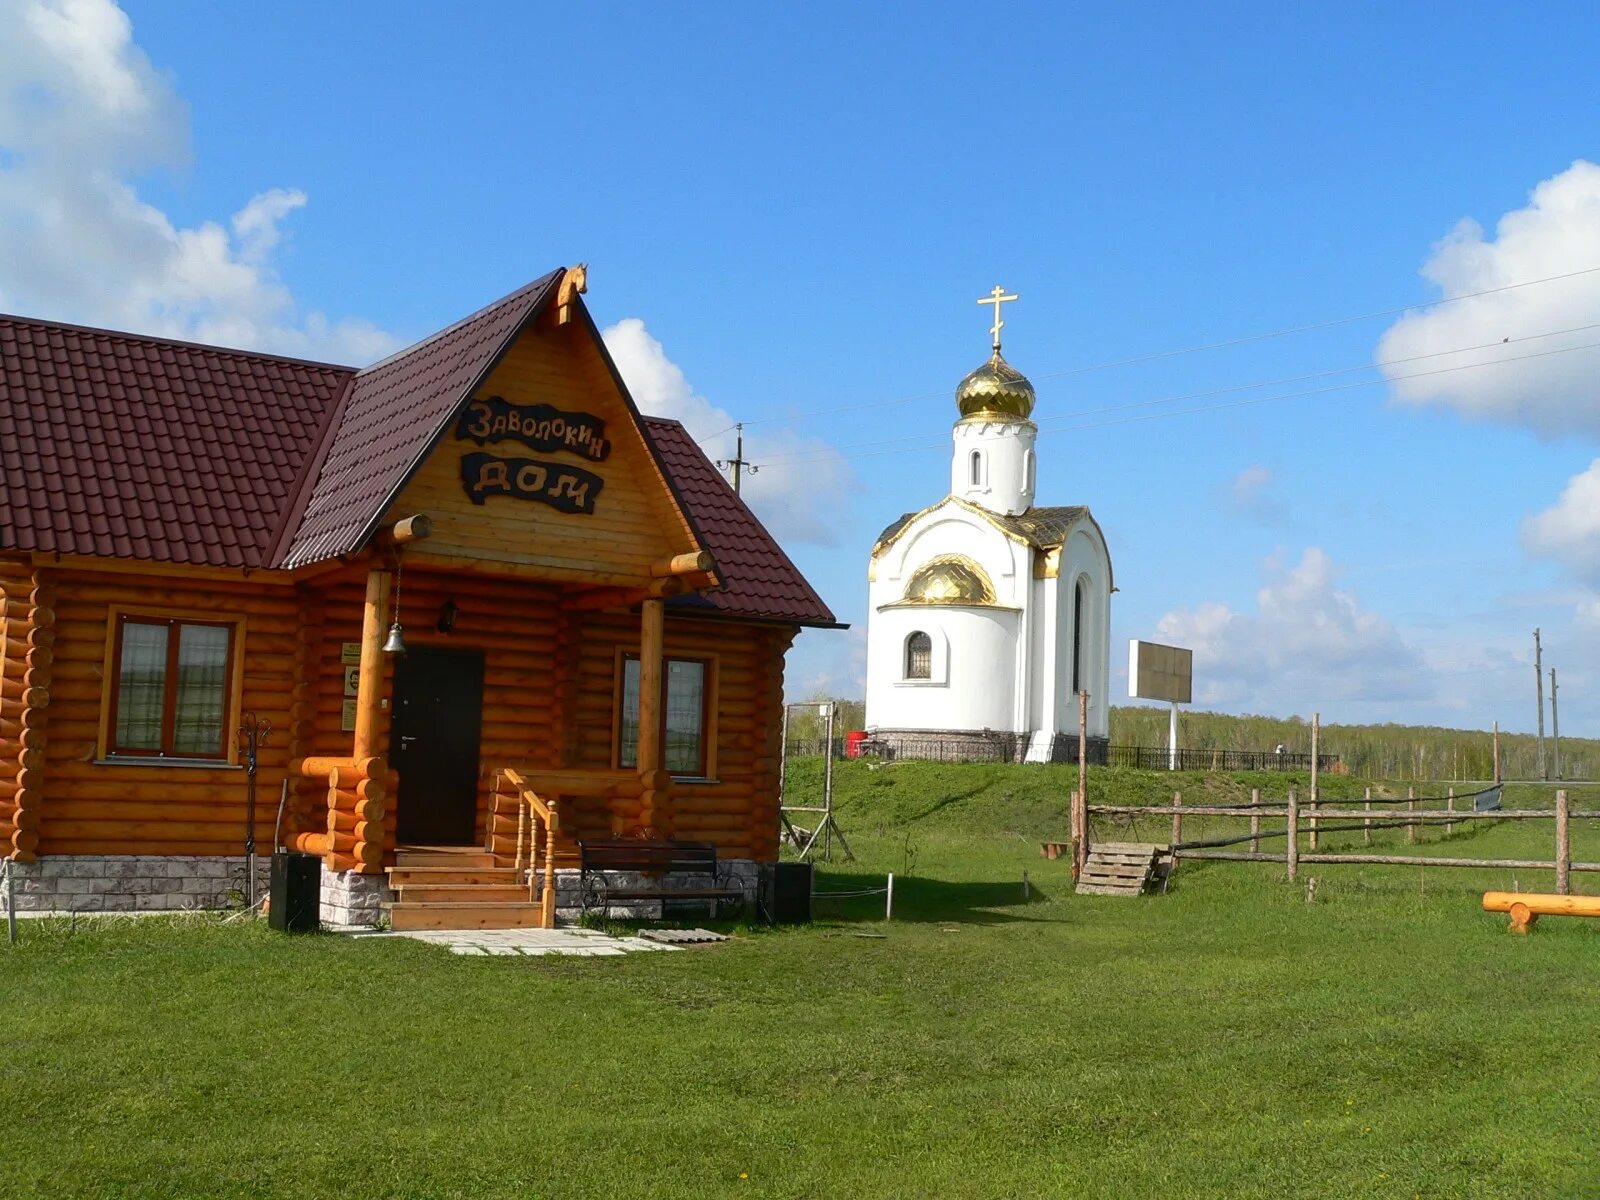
<box><xmin>1250</xmin><ymin>787</ymin><xmax>1261</xmax><ymax>854</ymax></box>
<box><xmin>1171</xmin><ymin>791</ymin><xmax>1183</xmax><ymax>849</ymax></box>
<box><xmin>1286</xmin><ymin>788</ymin><xmax>1299</xmax><ymax>881</ymax></box>
<box><xmin>1446</xmin><ymin>786</ymin><xmax>1455</xmax><ymax>838</ymax></box>
<box><xmin>1406</xmin><ymin>784</ymin><xmax>1416</xmax><ymax>845</ymax></box>
<box><xmin>1309</xmin><ymin>712</ymin><xmax>1320</xmax><ymax>851</ymax></box>
<box><xmin>1073</xmin><ymin>689</ymin><xmax>1089</xmax><ymax>880</ymax></box>
<box><xmin>1363</xmin><ymin>786</ymin><xmax>1372</xmax><ymax>846</ymax></box>
<box><xmin>1556</xmin><ymin>790</ymin><xmax>1570</xmax><ymax>896</ymax></box>
<box><xmin>885</xmin><ymin>872</ymin><xmax>895</xmax><ymax>921</ymax></box>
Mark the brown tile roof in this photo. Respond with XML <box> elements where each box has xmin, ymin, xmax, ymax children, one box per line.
<box><xmin>0</xmin><ymin>314</ymin><xmax>350</xmax><ymax>567</ymax></box>
<box><xmin>648</xmin><ymin>418</ymin><xmax>839</xmax><ymax>628</ymax></box>
<box><xmin>0</xmin><ymin>278</ymin><xmax>837</xmax><ymax>629</ymax></box>
<box><xmin>277</xmin><ymin>271</ymin><xmax>562</xmax><ymax>568</ymax></box>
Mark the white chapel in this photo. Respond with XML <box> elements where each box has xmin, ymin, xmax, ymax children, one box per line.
<box><xmin>864</xmin><ymin>288</ymin><xmax>1113</xmax><ymax>761</ymax></box>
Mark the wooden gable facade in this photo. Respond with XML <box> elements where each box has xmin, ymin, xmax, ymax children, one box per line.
<box><xmin>0</xmin><ymin>268</ymin><xmax>837</xmax><ymax>926</ymax></box>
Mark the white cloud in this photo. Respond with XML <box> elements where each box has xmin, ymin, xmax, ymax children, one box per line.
<box><xmin>0</xmin><ymin>0</ymin><xmax>395</xmax><ymax>363</ymax></box>
<box><xmin>1156</xmin><ymin>547</ymin><xmax>1425</xmax><ymax>708</ymax></box>
<box><xmin>602</xmin><ymin>317</ymin><xmax>858</xmax><ymax>546</ymax></box>
<box><xmin>784</xmin><ymin>625</ymin><xmax>867</xmax><ymax>702</ymax></box>
<box><xmin>1377</xmin><ymin>160</ymin><xmax>1600</xmax><ymax>436</ymax></box>
<box><xmin>1523</xmin><ymin>458</ymin><xmax>1600</xmax><ymax>584</ymax></box>
<box><xmin>1224</xmin><ymin>464</ymin><xmax>1284</xmax><ymax>523</ymax></box>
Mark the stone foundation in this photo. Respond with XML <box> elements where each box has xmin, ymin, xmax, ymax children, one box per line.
<box><xmin>4</xmin><ymin>855</ymin><xmax>270</xmax><ymax>913</ymax></box>
<box><xmin>320</xmin><ymin>868</ymin><xmax>391</xmax><ymax>929</ymax></box>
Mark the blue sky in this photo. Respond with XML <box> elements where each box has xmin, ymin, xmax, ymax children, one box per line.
<box><xmin>4</xmin><ymin>1</ymin><xmax>1600</xmax><ymax>734</ymax></box>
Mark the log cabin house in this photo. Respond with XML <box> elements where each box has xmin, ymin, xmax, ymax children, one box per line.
<box><xmin>0</xmin><ymin>266</ymin><xmax>838</xmax><ymax>927</ymax></box>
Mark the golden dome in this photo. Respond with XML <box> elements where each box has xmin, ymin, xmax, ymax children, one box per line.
<box><xmin>956</xmin><ymin>349</ymin><xmax>1036</xmax><ymax>419</ymax></box>
<box><xmin>904</xmin><ymin>556</ymin><xmax>996</xmax><ymax>605</ymax></box>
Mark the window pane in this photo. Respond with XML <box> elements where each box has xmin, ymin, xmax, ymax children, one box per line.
<box><xmin>172</xmin><ymin>624</ymin><xmax>229</xmax><ymax>755</ymax></box>
<box><xmin>618</xmin><ymin>658</ymin><xmax>641</xmax><ymax>769</ymax></box>
<box><xmin>906</xmin><ymin>632</ymin><xmax>931</xmax><ymax>680</ymax></box>
<box><xmin>116</xmin><ymin>621</ymin><xmax>168</xmax><ymax>750</ymax></box>
<box><xmin>664</xmin><ymin>660</ymin><xmax>705</xmax><ymax>775</ymax></box>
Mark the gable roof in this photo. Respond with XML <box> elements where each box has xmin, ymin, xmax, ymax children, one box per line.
<box><xmin>872</xmin><ymin>497</ymin><xmax>1111</xmax><ymax>585</ymax></box>
<box><xmin>0</xmin><ymin>314</ymin><xmax>349</xmax><ymax>567</ymax></box>
<box><xmin>649</xmin><ymin>418</ymin><xmax>839</xmax><ymax>628</ymax></box>
<box><xmin>0</xmin><ymin>276</ymin><xmax>838</xmax><ymax>629</ymax></box>
<box><xmin>276</xmin><ymin>271</ymin><xmax>562</xmax><ymax>568</ymax></box>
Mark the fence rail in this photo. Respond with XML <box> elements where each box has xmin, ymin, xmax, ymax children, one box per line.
<box><xmin>1084</xmin><ymin>786</ymin><xmax>1587</xmax><ymax>893</ymax></box>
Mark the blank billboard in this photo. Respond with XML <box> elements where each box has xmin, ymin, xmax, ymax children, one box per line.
<box><xmin>1128</xmin><ymin>640</ymin><xmax>1193</xmax><ymax>704</ymax></box>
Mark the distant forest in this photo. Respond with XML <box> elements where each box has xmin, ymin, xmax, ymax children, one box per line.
<box><xmin>791</xmin><ymin>698</ymin><xmax>1592</xmax><ymax>781</ymax></box>
<box><xmin>1110</xmin><ymin>707</ymin><xmax>1584</xmax><ymax>781</ymax></box>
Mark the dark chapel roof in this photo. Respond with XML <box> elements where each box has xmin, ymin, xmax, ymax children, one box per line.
<box><xmin>0</xmin><ymin>274</ymin><xmax>836</xmax><ymax>628</ymax></box>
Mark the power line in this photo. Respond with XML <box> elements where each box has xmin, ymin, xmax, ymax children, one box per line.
<box><xmin>732</xmin><ymin>263</ymin><xmax>1600</xmax><ymax>431</ymax></box>
<box><xmin>754</xmin><ymin>318</ymin><xmax>1600</xmax><ymax>465</ymax></box>
<box><xmin>757</xmin><ymin>331</ymin><xmax>1600</xmax><ymax>468</ymax></box>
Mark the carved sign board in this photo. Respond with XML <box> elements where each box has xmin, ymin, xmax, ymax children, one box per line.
<box><xmin>455</xmin><ymin>397</ymin><xmax>609</xmax><ymax>514</ymax></box>
<box><xmin>460</xmin><ymin>453</ymin><xmax>604</xmax><ymax>514</ymax></box>
<box><xmin>456</xmin><ymin>396</ymin><xmax>611</xmax><ymax>462</ymax></box>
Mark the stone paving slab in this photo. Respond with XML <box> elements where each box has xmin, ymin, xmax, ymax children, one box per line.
<box><xmin>352</xmin><ymin>926</ymin><xmax>680</xmax><ymax>957</ymax></box>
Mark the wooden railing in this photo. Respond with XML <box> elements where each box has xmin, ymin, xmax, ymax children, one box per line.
<box><xmin>490</xmin><ymin>769</ymin><xmax>560</xmax><ymax>929</ymax></box>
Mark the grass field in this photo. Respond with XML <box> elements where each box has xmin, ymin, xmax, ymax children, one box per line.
<box><xmin>3</xmin><ymin>762</ymin><xmax>1598</xmax><ymax>1198</ymax></box>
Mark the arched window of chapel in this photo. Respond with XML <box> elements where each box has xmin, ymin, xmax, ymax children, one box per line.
<box><xmin>905</xmin><ymin>631</ymin><xmax>932</xmax><ymax>680</ymax></box>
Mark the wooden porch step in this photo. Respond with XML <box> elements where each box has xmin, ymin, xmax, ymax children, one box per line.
<box><xmin>386</xmin><ymin>866</ymin><xmax>521</xmax><ymax>887</ymax></box>
<box><xmin>392</xmin><ymin>884</ymin><xmax>531</xmax><ymax>904</ymax></box>
<box><xmin>386</xmin><ymin>902</ymin><xmax>545</xmax><ymax>931</ymax></box>
<box><xmin>395</xmin><ymin>849</ymin><xmax>497</xmax><ymax>869</ymax></box>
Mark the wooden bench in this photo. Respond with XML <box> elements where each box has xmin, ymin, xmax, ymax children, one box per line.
<box><xmin>577</xmin><ymin>839</ymin><xmax>745</xmax><ymax>918</ymax></box>
<box><xmin>1482</xmin><ymin>891</ymin><xmax>1600</xmax><ymax>934</ymax></box>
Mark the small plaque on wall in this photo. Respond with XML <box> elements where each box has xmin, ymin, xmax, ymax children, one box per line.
<box><xmin>341</xmin><ymin>642</ymin><xmax>361</xmax><ymax>666</ymax></box>
<box><xmin>341</xmin><ymin>698</ymin><xmax>358</xmax><ymax>733</ymax></box>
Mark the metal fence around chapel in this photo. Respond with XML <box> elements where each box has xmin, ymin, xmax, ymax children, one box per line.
<box><xmin>784</xmin><ymin>736</ymin><xmax>1339</xmax><ymax>772</ymax></box>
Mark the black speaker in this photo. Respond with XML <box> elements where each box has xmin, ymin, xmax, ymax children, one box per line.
<box><xmin>763</xmin><ymin>861</ymin><xmax>813</xmax><ymax>925</ymax></box>
<box><xmin>269</xmin><ymin>851</ymin><xmax>321</xmax><ymax>933</ymax></box>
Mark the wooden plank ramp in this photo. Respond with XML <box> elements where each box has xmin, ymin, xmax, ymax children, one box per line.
<box><xmin>1075</xmin><ymin>842</ymin><xmax>1167</xmax><ymax>897</ymax></box>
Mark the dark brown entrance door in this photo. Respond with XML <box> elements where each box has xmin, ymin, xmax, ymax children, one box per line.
<box><xmin>391</xmin><ymin>646</ymin><xmax>485</xmax><ymax>845</ymax></box>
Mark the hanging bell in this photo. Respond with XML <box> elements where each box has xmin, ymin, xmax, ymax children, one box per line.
<box><xmin>382</xmin><ymin>621</ymin><xmax>407</xmax><ymax>655</ymax></box>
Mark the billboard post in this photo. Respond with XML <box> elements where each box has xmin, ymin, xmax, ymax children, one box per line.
<box><xmin>1129</xmin><ymin>640</ymin><xmax>1194</xmax><ymax>771</ymax></box>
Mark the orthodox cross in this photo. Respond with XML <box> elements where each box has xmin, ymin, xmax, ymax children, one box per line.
<box><xmin>977</xmin><ymin>285</ymin><xmax>1019</xmax><ymax>351</ymax></box>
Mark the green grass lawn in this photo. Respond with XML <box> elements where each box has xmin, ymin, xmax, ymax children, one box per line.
<box><xmin>4</xmin><ymin>763</ymin><xmax>1598</xmax><ymax>1199</ymax></box>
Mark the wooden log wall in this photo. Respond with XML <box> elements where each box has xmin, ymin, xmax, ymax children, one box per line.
<box><xmin>301</xmin><ymin>567</ymin><xmax>567</xmax><ymax>855</ymax></box>
<box><xmin>0</xmin><ymin>560</ymin><xmax>54</xmax><ymax>862</ymax></box>
<box><xmin>4</xmin><ymin>555</ymin><xmax>798</xmax><ymax>869</ymax></box>
<box><xmin>35</xmin><ymin>567</ymin><xmax>299</xmax><ymax>857</ymax></box>
<box><xmin>565</xmin><ymin>610</ymin><xmax>795</xmax><ymax>863</ymax></box>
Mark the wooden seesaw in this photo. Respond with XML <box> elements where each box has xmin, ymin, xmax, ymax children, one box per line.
<box><xmin>1482</xmin><ymin>891</ymin><xmax>1600</xmax><ymax>934</ymax></box>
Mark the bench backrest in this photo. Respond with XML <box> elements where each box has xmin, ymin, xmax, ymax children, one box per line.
<box><xmin>579</xmin><ymin>839</ymin><xmax>718</xmax><ymax>875</ymax></box>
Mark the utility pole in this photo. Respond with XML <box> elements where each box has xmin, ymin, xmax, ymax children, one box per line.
<box><xmin>1550</xmin><ymin>668</ymin><xmax>1562</xmax><ymax>781</ymax></box>
<box><xmin>716</xmin><ymin>423</ymin><xmax>760</xmax><ymax>495</ymax></box>
<box><xmin>1534</xmin><ymin>629</ymin><xmax>1547</xmax><ymax>781</ymax></box>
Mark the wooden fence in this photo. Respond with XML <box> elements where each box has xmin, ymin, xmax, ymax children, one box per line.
<box><xmin>1087</xmin><ymin>786</ymin><xmax>1594</xmax><ymax>896</ymax></box>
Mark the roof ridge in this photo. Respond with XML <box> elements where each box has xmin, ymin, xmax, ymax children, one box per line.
<box><xmin>356</xmin><ymin>270</ymin><xmax>564</xmax><ymax>376</ymax></box>
<box><xmin>0</xmin><ymin>310</ymin><xmax>362</xmax><ymax>374</ymax></box>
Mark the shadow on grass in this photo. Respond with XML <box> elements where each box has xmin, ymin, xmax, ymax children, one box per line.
<box><xmin>810</xmin><ymin>872</ymin><xmax>1057</xmax><ymax>926</ymax></box>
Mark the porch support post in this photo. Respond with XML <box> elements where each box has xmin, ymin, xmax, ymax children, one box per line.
<box><xmin>353</xmin><ymin>568</ymin><xmax>391</xmax><ymax>761</ymax></box>
<box><xmin>343</xmin><ymin>567</ymin><xmax>393</xmax><ymax>873</ymax></box>
<box><xmin>637</xmin><ymin>598</ymin><xmax>671</xmax><ymax>836</ymax></box>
